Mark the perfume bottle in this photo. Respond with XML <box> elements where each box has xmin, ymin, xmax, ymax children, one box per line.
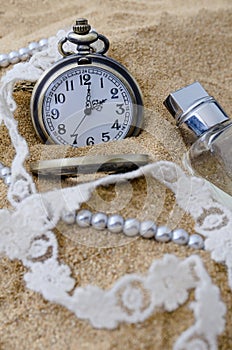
<box><xmin>164</xmin><ymin>81</ymin><xmax>232</xmax><ymax>197</ymax></box>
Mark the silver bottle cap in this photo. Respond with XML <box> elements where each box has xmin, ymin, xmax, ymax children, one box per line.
<box><xmin>164</xmin><ymin>81</ymin><xmax>229</xmax><ymax>136</ymax></box>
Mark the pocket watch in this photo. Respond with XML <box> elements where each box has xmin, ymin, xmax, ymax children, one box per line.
<box><xmin>31</xmin><ymin>18</ymin><xmax>143</xmax><ymax>148</ymax></box>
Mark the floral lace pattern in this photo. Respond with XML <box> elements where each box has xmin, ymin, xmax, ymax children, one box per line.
<box><xmin>0</xmin><ymin>30</ymin><xmax>231</xmax><ymax>349</ymax></box>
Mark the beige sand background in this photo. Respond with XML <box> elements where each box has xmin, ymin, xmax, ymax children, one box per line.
<box><xmin>0</xmin><ymin>0</ymin><xmax>232</xmax><ymax>349</ymax></box>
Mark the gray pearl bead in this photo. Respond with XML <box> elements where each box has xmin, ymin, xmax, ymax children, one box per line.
<box><xmin>155</xmin><ymin>226</ymin><xmax>172</xmax><ymax>242</ymax></box>
<box><xmin>188</xmin><ymin>234</ymin><xmax>204</xmax><ymax>250</ymax></box>
<box><xmin>38</xmin><ymin>38</ymin><xmax>48</xmax><ymax>50</ymax></box>
<box><xmin>91</xmin><ymin>212</ymin><xmax>108</xmax><ymax>230</ymax></box>
<box><xmin>172</xmin><ymin>228</ymin><xmax>189</xmax><ymax>245</ymax></box>
<box><xmin>28</xmin><ymin>42</ymin><xmax>40</xmax><ymax>54</ymax></box>
<box><xmin>123</xmin><ymin>218</ymin><xmax>140</xmax><ymax>237</ymax></box>
<box><xmin>18</xmin><ymin>47</ymin><xmax>30</xmax><ymax>61</ymax></box>
<box><xmin>107</xmin><ymin>214</ymin><xmax>124</xmax><ymax>233</ymax></box>
<box><xmin>0</xmin><ymin>54</ymin><xmax>9</xmax><ymax>68</ymax></box>
<box><xmin>0</xmin><ymin>166</ymin><xmax>11</xmax><ymax>178</ymax></box>
<box><xmin>61</xmin><ymin>210</ymin><xmax>76</xmax><ymax>225</ymax></box>
<box><xmin>8</xmin><ymin>51</ymin><xmax>20</xmax><ymax>64</ymax></box>
<box><xmin>4</xmin><ymin>175</ymin><xmax>11</xmax><ymax>186</ymax></box>
<box><xmin>76</xmin><ymin>209</ymin><xmax>92</xmax><ymax>227</ymax></box>
<box><xmin>139</xmin><ymin>220</ymin><xmax>157</xmax><ymax>238</ymax></box>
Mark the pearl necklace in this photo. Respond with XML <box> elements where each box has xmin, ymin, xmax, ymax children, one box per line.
<box><xmin>0</xmin><ymin>41</ymin><xmax>205</xmax><ymax>250</ymax></box>
<box><xmin>0</xmin><ymin>39</ymin><xmax>48</xmax><ymax>68</ymax></box>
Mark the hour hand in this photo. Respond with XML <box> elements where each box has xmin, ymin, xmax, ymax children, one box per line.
<box><xmin>84</xmin><ymin>86</ymin><xmax>92</xmax><ymax>114</ymax></box>
<box><xmin>91</xmin><ymin>98</ymin><xmax>107</xmax><ymax>111</ymax></box>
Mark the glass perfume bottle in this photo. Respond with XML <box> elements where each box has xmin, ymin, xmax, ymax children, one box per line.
<box><xmin>164</xmin><ymin>81</ymin><xmax>232</xmax><ymax>198</ymax></box>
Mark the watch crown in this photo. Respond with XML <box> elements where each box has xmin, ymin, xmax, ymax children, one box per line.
<box><xmin>73</xmin><ymin>18</ymin><xmax>91</xmax><ymax>35</ymax></box>
<box><xmin>58</xmin><ymin>18</ymin><xmax>109</xmax><ymax>57</ymax></box>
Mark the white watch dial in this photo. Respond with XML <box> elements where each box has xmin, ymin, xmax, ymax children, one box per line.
<box><xmin>42</xmin><ymin>65</ymin><xmax>134</xmax><ymax>147</ymax></box>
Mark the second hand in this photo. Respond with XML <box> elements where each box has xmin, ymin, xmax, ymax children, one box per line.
<box><xmin>71</xmin><ymin>86</ymin><xmax>92</xmax><ymax>145</ymax></box>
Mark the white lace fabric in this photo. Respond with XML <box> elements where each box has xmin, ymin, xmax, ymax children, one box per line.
<box><xmin>0</xmin><ymin>30</ymin><xmax>231</xmax><ymax>349</ymax></box>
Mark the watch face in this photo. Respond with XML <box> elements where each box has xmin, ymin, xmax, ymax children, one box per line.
<box><xmin>40</xmin><ymin>64</ymin><xmax>136</xmax><ymax>147</ymax></box>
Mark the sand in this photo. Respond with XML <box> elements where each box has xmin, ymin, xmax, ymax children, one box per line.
<box><xmin>0</xmin><ymin>0</ymin><xmax>232</xmax><ymax>349</ymax></box>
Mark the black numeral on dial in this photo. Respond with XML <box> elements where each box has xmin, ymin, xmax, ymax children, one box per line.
<box><xmin>111</xmin><ymin>119</ymin><xmax>121</xmax><ymax>130</ymax></box>
<box><xmin>102</xmin><ymin>132</ymin><xmax>110</xmax><ymax>142</ymax></box>
<box><xmin>65</xmin><ymin>80</ymin><xmax>74</xmax><ymax>91</ymax></box>
<box><xmin>116</xmin><ymin>103</ymin><xmax>125</xmax><ymax>115</ymax></box>
<box><xmin>80</xmin><ymin>74</ymin><xmax>91</xmax><ymax>85</ymax></box>
<box><xmin>100</xmin><ymin>77</ymin><xmax>104</xmax><ymax>88</ymax></box>
<box><xmin>58</xmin><ymin>124</ymin><xmax>66</xmax><ymax>135</ymax></box>
<box><xmin>86</xmin><ymin>136</ymin><xmax>95</xmax><ymax>145</ymax></box>
<box><xmin>54</xmin><ymin>93</ymin><xmax>66</xmax><ymax>104</ymax></box>
<box><xmin>51</xmin><ymin>108</ymin><xmax>60</xmax><ymax>119</ymax></box>
<box><xmin>110</xmin><ymin>88</ymin><xmax>119</xmax><ymax>99</ymax></box>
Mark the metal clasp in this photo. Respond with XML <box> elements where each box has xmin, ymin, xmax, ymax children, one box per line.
<box><xmin>58</xmin><ymin>18</ymin><xmax>109</xmax><ymax>57</ymax></box>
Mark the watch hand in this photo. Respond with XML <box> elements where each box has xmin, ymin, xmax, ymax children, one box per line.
<box><xmin>71</xmin><ymin>112</ymin><xmax>87</xmax><ymax>138</ymax></box>
<box><xmin>92</xmin><ymin>98</ymin><xmax>107</xmax><ymax>111</ymax></box>
<box><xmin>85</xmin><ymin>85</ymin><xmax>92</xmax><ymax>114</ymax></box>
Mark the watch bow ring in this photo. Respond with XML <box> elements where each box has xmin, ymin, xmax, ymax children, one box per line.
<box><xmin>31</xmin><ymin>18</ymin><xmax>144</xmax><ymax>148</ymax></box>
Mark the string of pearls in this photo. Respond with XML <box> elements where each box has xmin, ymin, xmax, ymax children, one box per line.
<box><xmin>0</xmin><ymin>39</ymin><xmax>48</xmax><ymax>68</ymax></box>
<box><xmin>61</xmin><ymin>209</ymin><xmax>205</xmax><ymax>249</ymax></box>
<box><xmin>0</xmin><ymin>39</ymin><xmax>205</xmax><ymax>251</ymax></box>
<box><xmin>0</xmin><ymin>162</ymin><xmax>204</xmax><ymax>249</ymax></box>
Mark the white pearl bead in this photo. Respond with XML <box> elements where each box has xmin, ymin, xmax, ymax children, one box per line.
<box><xmin>0</xmin><ymin>162</ymin><xmax>4</xmax><ymax>170</ymax></box>
<box><xmin>188</xmin><ymin>234</ymin><xmax>204</xmax><ymax>250</ymax></box>
<box><xmin>91</xmin><ymin>212</ymin><xmax>108</xmax><ymax>230</ymax></box>
<box><xmin>107</xmin><ymin>214</ymin><xmax>124</xmax><ymax>233</ymax></box>
<box><xmin>4</xmin><ymin>174</ymin><xmax>11</xmax><ymax>186</ymax></box>
<box><xmin>38</xmin><ymin>38</ymin><xmax>48</xmax><ymax>50</ymax></box>
<box><xmin>18</xmin><ymin>47</ymin><xmax>30</xmax><ymax>61</ymax></box>
<box><xmin>28</xmin><ymin>41</ymin><xmax>40</xmax><ymax>54</ymax></box>
<box><xmin>0</xmin><ymin>54</ymin><xmax>10</xmax><ymax>68</ymax></box>
<box><xmin>155</xmin><ymin>226</ymin><xmax>172</xmax><ymax>242</ymax></box>
<box><xmin>76</xmin><ymin>209</ymin><xmax>92</xmax><ymax>227</ymax></box>
<box><xmin>172</xmin><ymin>228</ymin><xmax>189</xmax><ymax>245</ymax></box>
<box><xmin>8</xmin><ymin>51</ymin><xmax>20</xmax><ymax>64</ymax></box>
<box><xmin>61</xmin><ymin>210</ymin><xmax>76</xmax><ymax>225</ymax></box>
<box><xmin>0</xmin><ymin>166</ymin><xmax>11</xmax><ymax>178</ymax></box>
<box><xmin>123</xmin><ymin>218</ymin><xmax>140</xmax><ymax>237</ymax></box>
<box><xmin>139</xmin><ymin>220</ymin><xmax>157</xmax><ymax>238</ymax></box>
